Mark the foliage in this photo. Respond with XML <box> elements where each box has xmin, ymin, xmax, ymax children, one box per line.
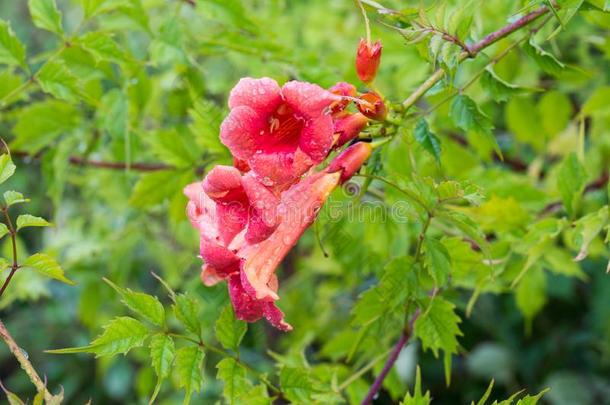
<box><xmin>0</xmin><ymin>0</ymin><xmax>608</xmax><ymax>404</ymax></box>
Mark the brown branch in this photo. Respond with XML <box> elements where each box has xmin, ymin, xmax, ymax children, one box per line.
<box><xmin>0</xmin><ymin>320</ymin><xmax>61</xmax><ymax>403</ymax></box>
<box><xmin>402</xmin><ymin>5</ymin><xmax>550</xmax><ymax>109</ymax></box>
<box><xmin>0</xmin><ymin>208</ymin><xmax>19</xmax><ymax>298</ymax></box>
<box><xmin>539</xmin><ymin>171</ymin><xmax>609</xmax><ymax>217</ymax></box>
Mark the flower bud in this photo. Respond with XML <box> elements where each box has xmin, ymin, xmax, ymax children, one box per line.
<box><xmin>356</xmin><ymin>39</ymin><xmax>382</xmax><ymax>83</ymax></box>
<box><xmin>356</xmin><ymin>91</ymin><xmax>387</xmax><ymax>121</ymax></box>
<box><xmin>327</xmin><ymin>142</ymin><xmax>372</xmax><ymax>183</ymax></box>
<box><xmin>334</xmin><ymin>113</ymin><xmax>369</xmax><ymax>147</ymax></box>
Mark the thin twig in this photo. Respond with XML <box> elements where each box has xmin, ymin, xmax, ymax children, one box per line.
<box><xmin>0</xmin><ymin>320</ymin><xmax>58</xmax><ymax>403</ymax></box>
<box><xmin>0</xmin><ymin>208</ymin><xmax>19</xmax><ymax>298</ymax></box>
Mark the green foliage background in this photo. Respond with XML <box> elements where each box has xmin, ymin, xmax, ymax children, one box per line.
<box><xmin>0</xmin><ymin>0</ymin><xmax>609</xmax><ymax>404</ymax></box>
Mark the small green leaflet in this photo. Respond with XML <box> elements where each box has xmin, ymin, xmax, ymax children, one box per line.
<box><xmin>216</xmin><ymin>358</ymin><xmax>251</xmax><ymax>405</ymax></box>
<box><xmin>557</xmin><ymin>153</ymin><xmax>587</xmax><ymax>217</ymax></box>
<box><xmin>36</xmin><ymin>61</ymin><xmax>80</xmax><ymax>102</ymax></box>
<box><xmin>4</xmin><ymin>191</ymin><xmax>28</xmax><ymax>206</ymax></box>
<box><xmin>149</xmin><ymin>333</ymin><xmax>175</xmax><ymax>379</ymax></box>
<box><xmin>16</xmin><ymin>214</ymin><xmax>50</xmax><ymax>230</ymax></box>
<box><xmin>0</xmin><ymin>155</ymin><xmax>16</xmax><ymax>184</ymax></box>
<box><xmin>480</xmin><ymin>67</ymin><xmax>532</xmax><ymax>102</ymax></box>
<box><xmin>0</xmin><ymin>382</ymin><xmax>26</xmax><ymax>405</ymax></box>
<box><xmin>173</xmin><ymin>294</ymin><xmax>202</xmax><ymax>336</ymax></box>
<box><xmin>104</xmin><ymin>278</ymin><xmax>165</xmax><ymax>326</ymax></box>
<box><xmin>573</xmin><ymin>206</ymin><xmax>609</xmax><ymax>261</ymax></box>
<box><xmin>401</xmin><ymin>366</ymin><xmax>431</xmax><ymax>405</ymax></box>
<box><xmin>280</xmin><ymin>367</ymin><xmax>315</xmax><ymax>403</ymax></box>
<box><xmin>46</xmin><ymin>316</ymin><xmax>148</xmax><ymax>357</ymax></box>
<box><xmin>215</xmin><ymin>305</ymin><xmax>247</xmax><ymax>352</ymax></box>
<box><xmin>414</xmin><ymin>297</ymin><xmax>462</xmax><ymax>357</ymax></box>
<box><xmin>422</xmin><ymin>237</ymin><xmax>451</xmax><ymax>286</ymax></box>
<box><xmin>0</xmin><ymin>223</ymin><xmax>8</xmax><ymax>239</ymax></box>
<box><xmin>414</xmin><ymin>119</ymin><xmax>441</xmax><ymax>163</ymax></box>
<box><xmin>130</xmin><ymin>170</ymin><xmax>192</xmax><ymax>208</ymax></box>
<box><xmin>82</xmin><ymin>0</ymin><xmax>125</xmax><ymax>18</ymax></box>
<box><xmin>523</xmin><ymin>40</ymin><xmax>565</xmax><ymax>76</ymax></box>
<box><xmin>0</xmin><ymin>20</ymin><xmax>28</xmax><ymax>71</ymax></box>
<box><xmin>450</xmin><ymin>95</ymin><xmax>502</xmax><ymax>159</ymax></box>
<box><xmin>581</xmin><ymin>86</ymin><xmax>610</xmax><ymax>117</ymax></box>
<box><xmin>76</xmin><ymin>32</ymin><xmax>127</xmax><ymax>63</ymax></box>
<box><xmin>22</xmin><ymin>253</ymin><xmax>75</xmax><ymax>285</ymax></box>
<box><xmin>28</xmin><ymin>0</ymin><xmax>64</xmax><ymax>36</ymax></box>
<box><xmin>175</xmin><ymin>346</ymin><xmax>205</xmax><ymax>405</ymax></box>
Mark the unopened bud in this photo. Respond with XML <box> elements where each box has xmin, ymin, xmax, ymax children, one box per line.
<box><xmin>327</xmin><ymin>142</ymin><xmax>372</xmax><ymax>183</ymax></box>
<box><xmin>356</xmin><ymin>39</ymin><xmax>382</xmax><ymax>83</ymax></box>
<box><xmin>334</xmin><ymin>113</ymin><xmax>369</xmax><ymax>147</ymax></box>
<box><xmin>357</xmin><ymin>91</ymin><xmax>386</xmax><ymax>121</ymax></box>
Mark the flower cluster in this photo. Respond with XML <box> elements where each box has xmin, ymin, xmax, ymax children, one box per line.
<box><xmin>184</xmin><ymin>77</ymin><xmax>377</xmax><ymax>330</ymax></box>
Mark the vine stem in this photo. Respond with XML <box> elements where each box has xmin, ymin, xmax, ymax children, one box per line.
<box><xmin>0</xmin><ymin>208</ymin><xmax>19</xmax><ymax>298</ymax></box>
<box><xmin>402</xmin><ymin>5</ymin><xmax>551</xmax><ymax>109</ymax></box>
<box><xmin>0</xmin><ymin>320</ymin><xmax>58</xmax><ymax>403</ymax></box>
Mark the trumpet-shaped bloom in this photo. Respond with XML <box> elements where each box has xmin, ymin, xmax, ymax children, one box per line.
<box><xmin>220</xmin><ymin>78</ymin><xmax>340</xmax><ymax>188</ymax></box>
<box><xmin>356</xmin><ymin>39</ymin><xmax>382</xmax><ymax>83</ymax></box>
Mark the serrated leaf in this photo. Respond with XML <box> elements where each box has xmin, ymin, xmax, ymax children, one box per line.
<box><xmin>16</xmin><ymin>214</ymin><xmax>50</xmax><ymax>230</ymax></box>
<box><xmin>3</xmin><ymin>191</ymin><xmax>28</xmax><ymax>207</ymax></box>
<box><xmin>423</xmin><ymin>237</ymin><xmax>451</xmax><ymax>286</ymax></box>
<box><xmin>280</xmin><ymin>367</ymin><xmax>314</xmax><ymax>403</ymax></box>
<box><xmin>414</xmin><ymin>297</ymin><xmax>462</xmax><ymax>357</ymax></box>
<box><xmin>28</xmin><ymin>0</ymin><xmax>63</xmax><ymax>35</ymax></box>
<box><xmin>149</xmin><ymin>333</ymin><xmax>175</xmax><ymax>379</ymax></box>
<box><xmin>238</xmin><ymin>384</ymin><xmax>271</xmax><ymax>405</ymax></box>
<box><xmin>47</xmin><ymin>317</ymin><xmax>148</xmax><ymax>357</ymax></box>
<box><xmin>12</xmin><ymin>100</ymin><xmax>80</xmax><ymax>154</ymax></box>
<box><xmin>414</xmin><ymin>119</ymin><xmax>441</xmax><ymax>163</ymax></box>
<box><xmin>0</xmin><ymin>155</ymin><xmax>16</xmax><ymax>185</ymax></box>
<box><xmin>481</xmin><ymin>68</ymin><xmax>533</xmax><ymax>102</ymax></box>
<box><xmin>37</xmin><ymin>61</ymin><xmax>79</xmax><ymax>102</ymax></box>
<box><xmin>573</xmin><ymin>206</ymin><xmax>609</xmax><ymax>261</ymax></box>
<box><xmin>523</xmin><ymin>40</ymin><xmax>565</xmax><ymax>76</ymax></box>
<box><xmin>77</xmin><ymin>32</ymin><xmax>126</xmax><ymax>63</ymax></box>
<box><xmin>0</xmin><ymin>20</ymin><xmax>27</xmax><ymax>70</ymax></box>
<box><xmin>104</xmin><ymin>278</ymin><xmax>165</xmax><ymax>326</ymax></box>
<box><xmin>174</xmin><ymin>294</ymin><xmax>201</xmax><ymax>336</ymax></box>
<box><xmin>175</xmin><ymin>346</ymin><xmax>205</xmax><ymax>404</ymax></box>
<box><xmin>451</xmin><ymin>95</ymin><xmax>502</xmax><ymax>158</ymax></box>
<box><xmin>401</xmin><ymin>366</ymin><xmax>431</xmax><ymax>405</ymax></box>
<box><xmin>216</xmin><ymin>358</ymin><xmax>251</xmax><ymax>405</ymax></box>
<box><xmin>515</xmin><ymin>388</ymin><xmax>550</xmax><ymax>405</ymax></box>
<box><xmin>215</xmin><ymin>305</ymin><xmax>247</xmax><ymax>352</ymax></box>
<box><xmin>473</xmin><ymin>380</ymin><xmax>494</xmax><ymax>405</ymax></box>
<box><xmin>557</xmin><ymin>153</ymin><xmax>587</xmax><ymax>217</ymax></box>
<box><xmin>82</xmin><ymin>0</ymin><xmax>124</xmax><ymax>18</ymax></box>
<box><xmin>22</xmin><ymin>253</ymin><xmax>75</xmax><ymax>285</ymax></box>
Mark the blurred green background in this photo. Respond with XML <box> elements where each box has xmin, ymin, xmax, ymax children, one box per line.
<box><xmin>0</xmin><ymin>0</ymin><xmax>609</xmax><ymax>404</ymax></box>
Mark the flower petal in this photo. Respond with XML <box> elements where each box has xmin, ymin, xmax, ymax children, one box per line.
<box><xmin>281</xmin><ymin>81</ymin><xmax>340</xmax><ymax>118</ymax></box>
<box><xmin>203</xmin><ymin>165</ymin><xmax>243</xmax><ymax>201</ymax></box>
<box><xmin>200</xmin><ymin>236</ymin><xmax>240</xmax><ymax>272</ymax></box>
<box><xmin>241</xmin><ymin>173</ymin><xmax>279</xmax><ymax>243</ymax></box>
<box><xmin>228</xmin><ymin>77</ymin><xmax>282</xmax><ymax>113</ymax></box>
<box><xmin>299</xmin><ymin>113</ymin><xmax>334</xmax><ymax>162</ymax></box>
<box><xmin>220</xmin><ymin>106</ymin><xmax>265</xmax><ymax>160</ymax></box>
<box><xmin>248</xmin><ymin>150</ymin><xmax>312</xmax><ymax>188</ymax></box>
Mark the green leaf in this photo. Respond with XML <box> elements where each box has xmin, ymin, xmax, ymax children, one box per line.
<box><xmin>215</xmin><ymin>305</ymin><xmax>247</xmax><ymax>352</ymax></box>
<box><xmin>280</xmin><ymin>367</ymin><xmax>314</xmax><ymax>403</ymax></box>
<box><xmin>473</xmin><ymin>380</ymin><xmax>494</xmax><ymax>405</ymax></box>
<box><xmin>538</xmin><ymin>91</ymin><xmax>572</xmax><ymax>137</ymax></box>
<box><xmin>216</xmin><ymin>358</ymin><xmax>251</xmax><ymax>405</ymax></box>
<box><xmin>451</xmin><ymin>95</ymin><xmax>501</xmax><ymax>158</ymax></box>
<box><xmin>82</xmin><ymin>0</ymin><xmax>124</xmax><ymax>18</ymax></box>
<box><xmin>130</xmin><ymin>170</ymin><xmax>191</xmax><ymax>208</ymax></box>
<box><xmin>22</xmin><ymin>253</ymin><xmax>75</xmax><ymax>285</ymax></box>
<box><xmin>581</xmin><ymin>86</ymin><xmax>610</xmax><ymax>116</ymax></box>
<box><xmin>0</xmin><ymin>155</ymin><xmax>16</xmax><ymax>185</ymax></box>
<box><xmin>0</xmin><ymin>224</ymin><xmax>8</xmax><ymax>239</ymax></box>
<box><xmin>0</xmin><ymin>383</ymin><xmax>25</xmax><ymax>405</ymax></box>
<box><xmin>573</xmin><ymin>206</ymin><xmax>609</xmax><ymax>261</ymax></box>
<box><xmin>149</xmin><ymin>333</ymin><xmax>175</xmax><ymax>379</ymax></box>
<box><xmin>515</xmin><ymin>389</ymin><xmax>550</xmax><ymax>405</ymax></box>
<box><xmin>414</xmin><ymin>297</ymin><xmax>462</xmax><ymax>357</ymax></box>
<box><xmin>47</xmin><ymin>317</ymin><xmax>148</xmax><ymax>357</ymax></box>
<box><xmin>401</xmin><ymin>366</ymin><xmax>431</xmax><ymax>405</ymax></box>
<box><xmin>481</xmin><ymin>67</ymin><xmax>531</xmax><ymax>102</ymax></box>
<box><xmin>414</xmin><ymin>119</ymin><xmax>441</xmax><ymax>163</ymax></box>
<box><xmin>422</xmin><ymin>237</ymin><xmax>451</xmax><ymax>286</ymax></box>
<box><xmin>505</xmin><ymin>97</ymin><xmax>545</xmax><ymax>150</ymax></box>
<box><xmin>3</xmin><ymin>191</ymin><xmax>28</xmax><ymax>207</ymax></box>
<box><xmin>104</xmin><ymin>278</ymin><xmax>165</xmax><ymax>326</ymax></box>
<box><xmin>173</xmin><ymin>294</ymin><xmax>202</xmax><ymax>336</ymax></box>
<box><xmin>523</xmin><ymin>40</ymin><xmax>565</xmax><ymax>76</ymax></box>
<box><xmin>146</xmin><ymin>129</ymin><xmax>199</xmax><ymax>168</ymax></box>
<box><xmin>557</xmin><ymin>153</ymin><xmax>587</xmax><ymax>216</ymax></box>
<box><xmin>12</xmin><ymin>100</ymin><xmax>80</xmax><ymax>154</ymax></box>
<box><xmin>77</xmin><ymin>32</ymin><xmax>126</xmax><ymax>63</ymax></box>
<box><xmin>188</xmin><ymin>99</ymin><xmax>229</xmax><ymax>157</ymax></box>
<box><xmin>28</xmin><ymin>0</ymin><xmax>63</xmax><ymax>35</ymax></box>
<box><xmin>0</xmin><ymin>20</ymin><xmax>27</xmax><ymax>70</ymax></box>
<box><xmin>37</xmin><ymin>61</ymin><xmax>79</xmax><ymax>102</ymax></box>
<box><xmin>515</xmin><ymin>266</ymin><xmax>546</xmax><ymax>330</ymax></box>
<box><xmin>15</xmin><ymin>214</ymin><xmax>50</xmax><ymax>230</ymax></box>
<box><xmin>175</xmin><ymin>346</ymin><xmax>205</xmax><ymax>404</ymax></box>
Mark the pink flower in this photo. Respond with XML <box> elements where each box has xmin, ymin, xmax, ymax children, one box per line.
<box><xmin>220</xmin><ymin>78</ymin><xmax>341</xmax><ymax>189</ymax></box>
<box><xmin>356</xmin><ymin>39</ymin><xmax>382</xmax><ymax>83</ymax></box>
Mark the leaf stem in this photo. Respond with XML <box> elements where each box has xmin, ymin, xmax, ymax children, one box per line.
<box><xmin>0</xmin><ymin>207</ymin><xmax>19</xmax><ymax>298</ymax></box>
